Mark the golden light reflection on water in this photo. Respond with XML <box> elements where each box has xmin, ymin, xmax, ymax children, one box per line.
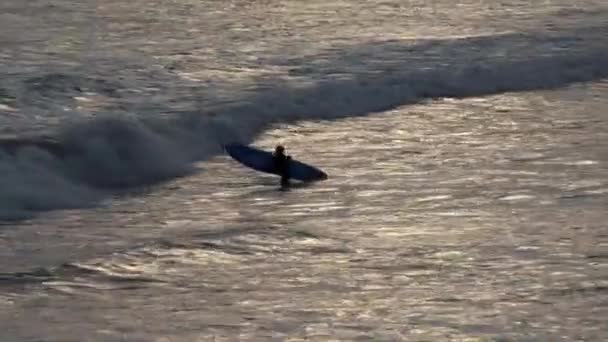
<box><xmin>7</xmin><ymin>87</ymin><xmax>603</xmax><ymax>340</ymax></box>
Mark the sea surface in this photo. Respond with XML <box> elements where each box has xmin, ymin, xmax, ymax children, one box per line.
<box><xmin>1</xmin><ymin>0</ymin><xmax>607</xmax><ymax>340</ymax></box>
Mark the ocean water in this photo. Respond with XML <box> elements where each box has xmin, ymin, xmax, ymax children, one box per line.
<box><xmin>1</xmin><ymin>0</ymin><xmax>607</xmax><ymax>340</ymax></box>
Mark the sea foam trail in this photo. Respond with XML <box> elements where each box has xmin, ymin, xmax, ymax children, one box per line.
<box><xmin>1</xmin><ymin>28</ymin><xmax>607</xmax><ymax>220</ymax></box>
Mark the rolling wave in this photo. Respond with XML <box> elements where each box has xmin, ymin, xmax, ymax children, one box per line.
<box><xmin>1</xmin><ymin>26</ymin><xmax>607</xmax><ymax>220</ymax></box>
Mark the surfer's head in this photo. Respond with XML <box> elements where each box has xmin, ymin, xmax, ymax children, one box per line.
<box><xmin>275</xmin><ymin>145</ymin><xmax>285</xmax><ymax>154</ymax></box>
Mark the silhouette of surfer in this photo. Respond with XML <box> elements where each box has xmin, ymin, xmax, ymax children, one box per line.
<box><xmin>272</xmin><ymin>145</ymin><xmax>291</xmax><ymax>187</ymax></box>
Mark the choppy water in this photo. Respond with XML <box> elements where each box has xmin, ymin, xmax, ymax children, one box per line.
<box><xmin>1</xmin><ymin>1</ymin><xmax>607</xmax><ymax>341</ymax></box>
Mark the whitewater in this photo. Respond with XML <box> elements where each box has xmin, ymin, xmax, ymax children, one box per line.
<box><xmin>1</xmin><ymin>0</ymin><xmax>607</xmax><ymax>340</ymax></box>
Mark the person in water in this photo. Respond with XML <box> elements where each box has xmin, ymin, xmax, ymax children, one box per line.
<box><xmin>272</xmin><ymin>145</ymin><xmax>291</xmax><ymax>187</ymax></box>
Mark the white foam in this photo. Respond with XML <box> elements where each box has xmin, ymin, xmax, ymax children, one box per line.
<box><xmin>499</xmin><ymin>194</ymin><xmax>536</xmax><ymax>201</ymax></box>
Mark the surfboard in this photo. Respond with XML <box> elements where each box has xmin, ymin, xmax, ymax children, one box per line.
<box><xmin>224</xmin><ymin>144</ymin><xmax>328</xmax><ymax>182</ymax></box>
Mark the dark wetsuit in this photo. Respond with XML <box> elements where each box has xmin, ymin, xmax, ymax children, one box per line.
<box><xmin>273</xmin><ymin>152</ymin><xmax>291</xmax><ymax>186</ymax></box>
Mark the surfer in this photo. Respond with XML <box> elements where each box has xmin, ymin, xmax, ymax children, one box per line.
<box><xmin>224</xmin><ymin>143</ymin><xmax>327</xmax><ymax>185</ymax></box>
<box><xmin>272</xmin><ymin>145</ymin><xmax>291</xmax><ymax>187</ymax></box>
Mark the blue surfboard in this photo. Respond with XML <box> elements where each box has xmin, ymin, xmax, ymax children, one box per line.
<box><xmin>224</xmin><ymin>144</ymin><xmax>328</xmax><ymax>182</ymax></box>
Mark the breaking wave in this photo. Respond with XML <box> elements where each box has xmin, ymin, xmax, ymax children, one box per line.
<box><xmin>1</xmin><ymin>28</ymin><xmax>607</xmax><ymax>220</ymax></box>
